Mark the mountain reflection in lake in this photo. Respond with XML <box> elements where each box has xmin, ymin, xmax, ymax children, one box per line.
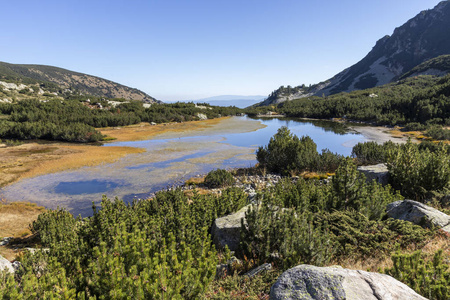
<box><xmin>1</xmin><ymin>116</ymin><xmax>367</xmax><ymax>216</ymax></box>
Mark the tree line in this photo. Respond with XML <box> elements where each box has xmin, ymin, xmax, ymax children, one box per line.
<box><xmin>0</xmin><ymin>99</ymin><xmax>242</xmax><ymax>142</ymax></box>
<box><xmin>247</xmin><ymin>75</ymin><xmax>450</xmax><ymax>128</ymax></box>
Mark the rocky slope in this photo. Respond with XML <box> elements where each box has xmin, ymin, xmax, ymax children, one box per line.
<box><xmin>260</xmin><ymin>0</ymin><xmax>450</xmax><ymax>106</ymax></box>
<box><xmin>0</xmin><ymin>61</ymin><xmax>159</xmax><ymax>103</ymax></box>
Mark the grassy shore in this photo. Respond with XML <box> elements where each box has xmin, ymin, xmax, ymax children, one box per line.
<box><xmin>0</xmin><ymin>117</ymin><xmax>254</xmax><ymax>189</ymax></box>
<box><xmin>0</xmin><ymin>201</ymin><xmax>46</xmax><ymax>260</ymax></box>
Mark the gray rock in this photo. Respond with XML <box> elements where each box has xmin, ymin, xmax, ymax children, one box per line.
<box><xmin>270</xmin><ymin>264</ymin><xmax>427</xmax><ymax>300</ymax></box>
<box><xmin>244</xmin><ymin>263</ymin><xmax>272</xmax><ymax>278</ymax></box>
<box><xmin>0</xmin><ymin>237</ymin><xmax>12</xmax><ymax>246</ymax></box>
<box><xmin>196</xmin><ymin>113</ymin><xmax>208</xmax><ymax>120</ymax></box>
<box><xmin>387</xmin><ymin>200</ymin><xmax>450</xmax><ymax>233</ymax></box>
<box><xmin>212</xmin><ymin>204</ymin><xmax>253</xmax><ymax>251</ymax></box>
<box><xmin>357</xmin><ymin>163</ymin><xmax>389</xmax><ymax>185</ymax></box>
<box><xmin>0</xmin><ymin>255</ymin><xmax>14</xmax><ymax>273</ymax></box>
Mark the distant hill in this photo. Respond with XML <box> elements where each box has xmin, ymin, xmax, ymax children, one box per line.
<box><xmin>167</xmin><ymin>95</ymin><xmax>265</xmax><ymax>108</ymax></box>
<box><xmin>260</xmin><ymin>0</ymin><xmax>450</xmax><ymax>106</ymax></box>
<box><xmin>195</xmin><ymin>95</ymin><xmax>266</xmax><ymax>101</ymax></box>
<box><xmin>0</xmin><ymin>61</ymin><xmax>159</xmax><ymax>103</ymax></box>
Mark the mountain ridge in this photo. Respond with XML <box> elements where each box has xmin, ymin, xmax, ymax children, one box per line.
<box><xmin>259</xmin><ymin>0</ymin><xmax>450</xmax><ymax>106</ymax></box>
<box><xmin>0</xmin><ymin>61</ymin><xmax>159</xmax><ymax>103</ymax></box>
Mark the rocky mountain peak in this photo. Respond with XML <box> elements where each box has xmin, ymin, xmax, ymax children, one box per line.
<box><xmin>259</xmin><ymin>1</ymin><xmax>450</xmax><ymax>106</ymax></box>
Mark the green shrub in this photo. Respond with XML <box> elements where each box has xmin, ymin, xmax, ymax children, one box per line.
<box><xmin>256</xmin><ymin>126</ymin><xmax>342</xmax><ymax>175</ymax></box>
<box><xmin>241</xmin><ymin>207</ymin><xmax>336</xmax><ymax>269</ymax></box>
<box><xmin>384</xmin><ymin>250</ymin><xmax>450</xmax><ymax>300</ymax></box>
<box><xmin>403</xmin><ymin>122</ymin><xmax>428</xmax><ymax>131</ymax></box>
<box><xmin>351</xmin><ymin>141</ymin><xmax>396</xmax><ymax>165</ymax></box>
<box><xmin>10</xmin><ymin>187</ymin><xmax>254</xmax><ymax>298</ymax></box>
<box><xmin>329</xmin><ymin>157</ymin><xmax>403</xmax><ymax>219</ymax></box>
<box><xmin>387</xmin><ymin>140</ymin><xmax>450</xmax><ymax>201</ymax></box>
<box><xmin>204</xmin><ymin>169</ymin><xmax>235</xmax><ymax>188</ymax></box>
<box><xmin>426</xmin><ymin>126</ymin><xmax>450</xmax><ymax>141</ymax></box>
<box><xmin>30</xmin><ymin>208</ymin><xmax>79</xmax><ymax>247</ymax></box>
<box><xmin>317</xmin><ymin>211</ymin><xmax>432</xmax><ymax>259</ymax></box>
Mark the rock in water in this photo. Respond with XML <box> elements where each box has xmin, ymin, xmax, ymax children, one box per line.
<box><xmin>357</xmin><ymin>163</ymin><xmax>389</xmax><ymax>185</ymax></box>
<box><xmin>269</xmin><ymin>265</ymin><xmax>427</xmax><ymax>300</ymax></box>
<box><xmin>386</xmin><ymin>200</ymin><xmax>450</xmax><ymax>233</ymax></box>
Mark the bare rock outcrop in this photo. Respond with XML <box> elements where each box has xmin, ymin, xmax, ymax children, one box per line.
<box><xmin>0</xmin><ymin>255</ymin><xmax>14</xmax><ymax>273</ymax></box>
<box><xmin>357</xmin><ymin>163</ymin><xmax>389</xmax><ymax>185</ymax></box>
<box><xmin>386</xmin><ymin>200</ymin><xmax>450</xmax><ymax>233</ymax></box>
<box><xmin>270</xmin><ymin>264</ymin><xmax>427</xmax><ymax>300</ymax></box>
<box><xmin>211</xmin><ymin>204</ymin><xmax>253</xmax><ymax>251</ymax></box>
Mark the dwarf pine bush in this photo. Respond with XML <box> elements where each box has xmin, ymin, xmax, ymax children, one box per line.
<box><xmin>385</xmin><ymin>250</ymin><xmax>450</xmax><ymax>300</ymax></box>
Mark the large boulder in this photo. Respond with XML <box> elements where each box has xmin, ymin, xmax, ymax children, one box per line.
<box><xmin>386</xmin><ymin>200</ymin><xmax>450</xmax><ymax>233</ymax></box>
<box><xmin>0</xmin><ymin>255</ymin><xmax>14</xmax><ymax>273</ymax></box>
<box><xmin>211</xmin><ymin>204</ymin><xmax>253</xmax><ymax>251</ymax></box>
<box><xmin>357</xmin><ymin>163</ymin><xmax>389</xmax><ymax>185</ymax></box>
<box><xmin>270</xmin><ymin>264</ymin><xmax>427</xmax><ymax>300</ymax></box>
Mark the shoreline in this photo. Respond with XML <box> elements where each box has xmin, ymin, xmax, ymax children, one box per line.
<box><xmin>0</xmin><ymin>117</ymin><xmax>265</xmax><ymax>189</ymax></box>
<box><xmin>0</xmin><ymin>116</ymin><xmax>417</xmax><ymax>190</ymax></box>
<box><xmin>349</xmin><ymin>125</ymin><xmax>410</xmax><ymax>144</ymax></box>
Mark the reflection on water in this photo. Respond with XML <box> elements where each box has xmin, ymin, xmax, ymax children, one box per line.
<box><xmin>126</xmin><ymin>151</ymin><xmax>214</xmax><ymax>170</ymax></box>
<box><xmin>1</xmin><ymin>116</ymin><xmax>368</xmax><ymax>217</ymax></box>
<box><xmin>54</xmin><ymin>180</ymin><xmax>123</xmax><ymax>195</ymax></box>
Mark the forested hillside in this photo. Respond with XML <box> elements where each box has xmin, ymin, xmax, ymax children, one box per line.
<box><xmin>0</xmin><ymin>99</ymin><xmax>242</xmax><ymax>142</ymax></box>
<box><xmin>248</xmin><ymin>74</ymin><xmax>450</xmax><ymax>129</ymax></box>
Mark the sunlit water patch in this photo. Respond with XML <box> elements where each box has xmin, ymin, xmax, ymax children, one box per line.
<box><xmin>1</xmin><ymin>116</ymin><xmax>369</xmax><ymax>216</ymax></box>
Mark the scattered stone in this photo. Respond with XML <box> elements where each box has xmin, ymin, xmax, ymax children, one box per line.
<box><xmin>0</xmin><ymin>255</ymin><xmax>14</xmax><ymax>273</ymax></box>
<box><xmin>244</xmin><ymin>263</ymin><xmax>272</xmax><ymax>278</ymax></box>
<box><xmin>0</xmin><ymin>81</ymin><xmax>28</xmax><ymax>90</ymax></box>
<box><xmin>12</xmin><ymin>261</ymin><xmax>21</xmax><ymax>272</ymax></box>
<box><xmin>269</xmin><ymin>264</ymin><xmax>427</xmax><ymax>300</ymax></box>
<box><xmin>386</xmin><ymin>200</ymin><xmax>450</xmax><ymax>233</ymax></box>
<box><xmin>24</xmin><ymin>247</ymin><xmax>50</xmax><ymax>254</ymax></box>
<box><xmin>215</xmin><ymin>256</ymin><xmax>242</xmax><ymax>279</ymax></box>
<box><xmin>212</xmin><ymin>204</ymin><xmax>253</xmax><ymax>251</ymax></box>
<box><xmin>0</xmin><ymin>237</ymin><xmax>12</xmax><ymax>246</ymax></box>
<box><xmin>357</xmin><ymin>163</ymin><xmax>389</xmax><ymax>185</ymax></box>
<box><xmin>197</xmin><ymin>113</ymin><xmax>208</xmax><ymax>120</ymax></box>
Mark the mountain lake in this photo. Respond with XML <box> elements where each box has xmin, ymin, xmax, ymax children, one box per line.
<box><xmin>1</xmin><ymin>116</ymin><xmax>373</xmax><ymax>216</ymax></box>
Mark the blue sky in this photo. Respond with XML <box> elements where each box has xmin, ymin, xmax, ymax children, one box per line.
<box><xmin>1</xmin><ymin>0</ymin><xmax>443</xmax><ymax>101</ymax></box>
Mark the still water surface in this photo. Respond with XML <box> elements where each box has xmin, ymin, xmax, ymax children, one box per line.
<box><xmin>1</xmin><ymin>117</ymin><xmax>368</xmax><ymax>216</ymax></box>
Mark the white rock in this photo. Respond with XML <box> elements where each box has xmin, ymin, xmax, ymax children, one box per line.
<box><xmin>387</xmin><ymin>200</ymin><xmax>450</xmax><ymax>233</ymax></box>
<box><xmin>0</xmin><ymin>255</ymin><xmax>14</xmax><ymax>273</ymax></box>
<box><xmin>270</xmin><ymin>265</ymin><xmax>427</xmax><ymax>300</ymax></box>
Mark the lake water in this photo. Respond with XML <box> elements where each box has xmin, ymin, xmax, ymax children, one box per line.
<box><xmin>1</xmin><ymin>117</ymin><xmax>368</xmax><ymax>216</ymax></box>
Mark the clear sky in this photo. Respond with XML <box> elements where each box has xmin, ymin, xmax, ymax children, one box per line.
<box><xmin>1</xmin><ymin>0</ymin><xmax>443</xmax><ymax>101</ymax></box>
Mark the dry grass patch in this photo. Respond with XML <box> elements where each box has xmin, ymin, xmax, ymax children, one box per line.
<box><xmin>300</xmin><ymin>172</ymin><xmax>330</xmax><ymax>180</ymax></box>
<box><xmin>17</xmin><ymin>145</ymin><xmax>145</xmax><ymax>182</ymax></box>
<box><xmin>389</xmin><ymin>128</ymin><xmax>450</xmax><ymax>144</ymax></box>
<box><xmin>185</xmin><ymin>176</ymin><xmax>205</xmax><ymax>186</ymax></box>
<box><xmin>388</xmin><ymin>129</ymin><xmax>422</xmax><ymax>140</ymax></box>
<box><xmin>0</xmin><ymin>142</ymin><xmax>145</xmax><ymax>188</ymax></box>
<box><xmin>0</xmin><ymin>201</ymin><xmax>45</xmax><ymax>238</ymax></box>
<box><xmin>335</xmin><ymin>231</ymin><xmax>449</xmax><ymax>273</ymax></box>
<box><xmin>333</xmin><ymin>255</ymin><xmax>394</xmax><ymax>273</ymax></box>
<box><xmin>100</xmin><ymin>118</ymin><xmax>227</xmax><ymax>142</ymax></box>
<box><xmin>0</xmin><ymin>201</ymin><xmax>46</xmax><ymax>260</ymax></box>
